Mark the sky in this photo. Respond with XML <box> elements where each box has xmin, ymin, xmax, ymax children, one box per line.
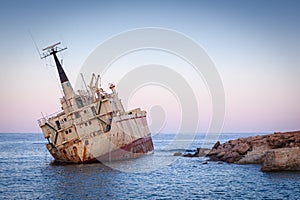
<box><xmin>0</xmin><ymin>0</ymin><xmax>299</xmax><ymax>133</ymax></box>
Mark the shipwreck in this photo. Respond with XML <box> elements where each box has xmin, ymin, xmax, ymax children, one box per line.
<box><xmin>38</xmin><ymin>42</ymin><xmax>154</xmax><ymax>163</ymax></box>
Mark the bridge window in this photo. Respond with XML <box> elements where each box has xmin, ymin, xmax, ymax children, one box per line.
<box><xmin>55</xmin><ymin>120</ymin><xmax>61</xmax><ymax>130</ymax></box>
<box><xmin>76</xmin><ymin>97</ymin><xmax>84</xmax><ymax>108</ymax></box>
<box><xmin>91</xmin><ymin>106</ymin><xmax>97</xmax><ymax>116</ymax></box>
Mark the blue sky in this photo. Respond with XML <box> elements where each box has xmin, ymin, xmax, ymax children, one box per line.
<box><xmin>0</xmin><ymin>0</ymin><xmax>299</xmax><ymax>133</ymax></box>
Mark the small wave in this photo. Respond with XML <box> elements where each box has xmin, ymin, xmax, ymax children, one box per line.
<box><xmin>32</xmin><ymin>142</ymin><xmax>47</xmax><ymax>144</ymax></box>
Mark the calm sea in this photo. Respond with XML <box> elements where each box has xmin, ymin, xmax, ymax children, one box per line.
<box><xmin>0</xmin><ymin>132</ymin><xmax>299</xmax><ymax>199</ymax></box>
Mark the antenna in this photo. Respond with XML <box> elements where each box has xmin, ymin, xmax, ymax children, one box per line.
<box><xmin>80</xmin><ymin>73</ymin><xmax>91</xmax><ymax>96</ymax></box>
<box><xmin>29</xmin><ymin>30</ymin><xmax>42</xmax><ymax>59</ymax></box>
<box><xmin>42</xmin><ymin>42</ymin><xmax>61</xmax><ymax>51</ymax></box>
<box><xmin>41</xmin><ymin>42</ymin><xmax>67</xmax><ymax>59</ymax></box>
<box><xmin>98</xmin><ymin>74</ymin><xmax>101</xmax><ymax>88</ymax></box>
<box><xmin>89</xmin><ymin>73</ymin><xmax>101</xmax><ymax>90</ymax></box>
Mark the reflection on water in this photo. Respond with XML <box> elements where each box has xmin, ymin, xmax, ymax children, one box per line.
<box><xmin>0</xmin><ymin>133</ymin><xmax>300</xmax><ymax>199</ymax></box>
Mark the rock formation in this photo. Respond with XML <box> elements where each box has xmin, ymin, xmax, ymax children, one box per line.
<box><xmin>182</xmin><ymin>148</ymin><xmax>211</xmax><ymax>157</ymax></box>
<box><xmin>206</xmin><ymin>131</ymin><xmax>300</xmax><ymax>171</ymax></box>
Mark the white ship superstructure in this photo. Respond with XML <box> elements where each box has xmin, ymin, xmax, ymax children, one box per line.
<box><xmin>38</xmin><ymin>43</ymin><xmax>154</xmax><ymax>163</ymax></box>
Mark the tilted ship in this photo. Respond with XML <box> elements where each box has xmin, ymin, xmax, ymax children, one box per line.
<box><xmin>38</xmin><ymin>43</ymin><xmax>154</xmax><ymax>163</ymax></box>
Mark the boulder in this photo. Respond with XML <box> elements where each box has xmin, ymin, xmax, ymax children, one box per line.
<box><xmin>261</xmin><ymin>147</ymin><xmax>300</xmax><ymax>172</ymax></box>
<box><xmin>212</xmin><ymin>141</ymin><xmax>220</xmax><ymax>149</ymax></box>
<box><xmin>236</xmin><ymin>151</ymin><xmax>265</xmax><ymax>164</ymax></box>
<box><xmin>183</xmin><ymin>148</ymin><xmax>211</xmax><ymax>157</ymax></box>
<box><xmin>206</xmin><ymin>149</ymin><xmax>218</xmax><ymax>156</ymax></box>
<box><xmin>216</xmin><ymin>151</ymin><xmax>226</xmax><ymax>158</ymax></box>
<box><xmin>237</xmin><ymin>143</ymin><xmax>251</xmax><ymax>155</ymax></box>
<box><xmin>231</xmin><ymin>143</ymin><xmax>250</xmax><ymax>154</ymax></box>
<box><xmin>173</xmin><ymin>152</ymin><xmax>182</xmax><ymax>156</ymax></box>
<box><xmin>183</xmin><ymin>153</ymin><xmax>194</xmax><ymax>157</ymax></box>
<box><xmin>222</xmin><ymin>151</ymin><xmax>241</xmax><ymax>163</ymax></box>
<box><xmin>195</xmin><ymin>148</ymin><xmax>211</xmax><ymax>157</ymax></box>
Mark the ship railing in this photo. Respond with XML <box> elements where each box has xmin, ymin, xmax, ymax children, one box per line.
<box><xmin>38</xmin><ymin>110</ymin><xmax>64</xmax><ymax>126</ymax></box>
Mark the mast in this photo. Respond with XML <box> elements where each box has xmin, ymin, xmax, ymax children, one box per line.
<box><xmin>52</xmin><ymin>51</ymin><xmax>68</xmax><ymax>83</ymax></box>
<box><xmin>41</xmin><ymin>42</ymin><xmax>75</xmax><ymax>100</ymax></box>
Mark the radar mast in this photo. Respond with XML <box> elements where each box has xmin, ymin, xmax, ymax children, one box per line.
<box><xmin>41</xmin><ymin>42</ymin><xmax>75</xmax><ymax>105</ymax></box>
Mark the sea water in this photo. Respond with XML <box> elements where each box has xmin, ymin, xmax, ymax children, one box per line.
<box><xmin>0</xmin><ymin>132</ymin><xmax>299</xmax><ymax>199</ymax></box>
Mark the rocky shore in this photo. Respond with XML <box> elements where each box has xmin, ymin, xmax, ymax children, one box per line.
<box><xmin>206</xmin><ymin>131</ymin><xmax>300</xmax><ymax>171</ymax></box>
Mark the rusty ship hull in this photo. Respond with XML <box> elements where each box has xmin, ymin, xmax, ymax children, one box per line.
<box><xmin>47</xmin><ymin>136</ymin><xmax>154</xmax><ymax>164</ymax></box>
<box><xmin>42</xmin><ymin>112</ymin><xmax>154</xmax><ymax>163</ymax></box>
<box><xmin>38</xmin><ymin>43</ymin><xmax>154</xmax><ymax>163</ymax></box>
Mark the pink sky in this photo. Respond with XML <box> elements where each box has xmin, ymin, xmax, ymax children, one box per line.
<box><xmin>0</xmin><ymin>1</ymin><xmax>299</xmax><ymax>133</ymax></box>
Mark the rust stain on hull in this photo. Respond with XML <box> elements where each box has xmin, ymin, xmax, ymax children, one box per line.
<box><xmin>97</xmin><ymin>136</ymin><xmax>154</xmax><ymax>162</ymax></box>
<box><xmin>82</xmin><ymin>145</ymin><xmax>87</xmax><ymax>162</ymax></box>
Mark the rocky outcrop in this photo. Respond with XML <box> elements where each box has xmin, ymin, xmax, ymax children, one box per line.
<box><xmin>206</xmin><ymin>131</ymin><xmax>300</xmax><ymax>171</ymax></box>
